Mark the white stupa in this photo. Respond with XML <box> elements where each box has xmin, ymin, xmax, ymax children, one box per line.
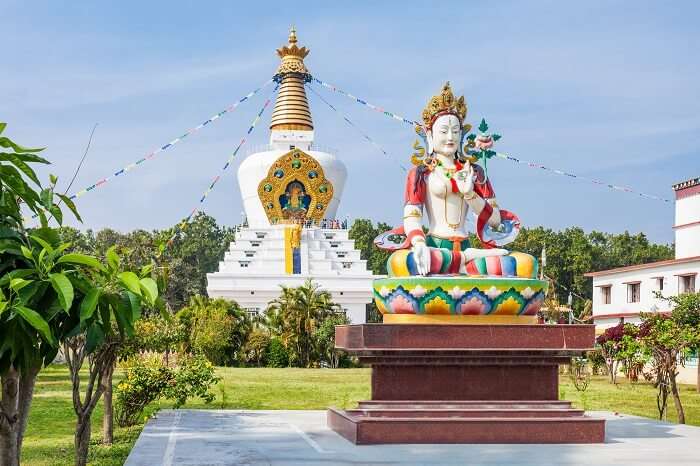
<box><xmin>206</xmin><ymin>28</ymin><xmax>375</xmax><ymax>323</ymax></box>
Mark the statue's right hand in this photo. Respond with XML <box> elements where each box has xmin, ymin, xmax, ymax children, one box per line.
<box><xmin>412</xmin><ymin>240</ymin><xmax>431</xmax><ymax>276</ymax></box>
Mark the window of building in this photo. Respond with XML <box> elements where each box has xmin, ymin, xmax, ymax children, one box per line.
<box><xmin>239</xmin><ymin>261</ymin><xmax>250</xmax><ymax>268</ymax></box>
<box><xmin>251</xmin><ymin>241</ymin><xmax>261</xmax><ymax>247</ymax></box>
<box><xmin>336</xmin><ymin>252</ymin><xmax>346</xmax><ymax>258</ymax></box>
<box><xmin>330</xmin><ymin>242</ymin><xmax>339</xmax><ymax>248</ymax></box>
<box><xmin>342</xmin><ymin>262</ymin><xmax>352</xmax><ymax>269</ymax></box>
<box><xmin>255</xmin><ymin>232</ymin><xmax>266</xmax><ymax>239</ymax></box>
<box><xmin>654</xmin><ymin>277</ymin><xmax>664</xmax><ymax>291</ymax></box>
<box><xmin>600</xmin><ymin>285</ymin><xmax>611</xmax><ymax>304</ymax></box>
<box><xmin>245</xmin><ymin>251</ymin><xmax>255</xmax><ymax>258</ymax></box>
<box><xmin>627</xmin><ymin>283</ymin><xmax>640</xmax><ymax>303</ymax></box>
<box><xmin>324</xmin><ymin>233</ymin><xmax>335</xmax><ymax>239</ymax></box>
<box><xmin>679</xmin><ymin>274</ymin><xmax>696</xmax><ymax>294</ymax></box>
<box><xmin>244</xmin><ymin>307</ymin><xmax>260</xmax><ymax>319</ymax></box>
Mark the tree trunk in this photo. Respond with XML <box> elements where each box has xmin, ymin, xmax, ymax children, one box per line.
<box><xmin>15</xmin><ymin>366</ymin><xmax>39</xmax><ymax>455</ymax></box>
<box><xmin>102</xmin><ymin>365</ymin><xmax>114</xmax><ymax>445</ymax></box>
<box><xmin>669</xmin><ymin>371</ymin><xmax>686</xmax><ymax>424</ymax></box>
<box><xmin>696</xmin><ymin>362</ymin><xmax>699</xmax><ymax>393</ymax></box>
<box><xmin>0</xmin><ymin>368</ymin><xmax>20</xmax><ymax>466</ymax></box>
<box><xmin>607</xmin><ymin>359</ymin><xmax>619</xmax><ymax>384</ymax></box>
<box><xmin>0</xmin><ymin>430</ymin><xmax>19</xmax><ymax>466</ymax></box>
<box><xmin>74</xmin><ymin>415</ymin><xmax>92</xmax><ymax>466</ymax></box>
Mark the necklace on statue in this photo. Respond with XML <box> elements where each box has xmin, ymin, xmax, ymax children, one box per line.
<box><xmin>436</xmin><ymin>160</ymin><xmax>456</xmax><ymax>179</ymax></box>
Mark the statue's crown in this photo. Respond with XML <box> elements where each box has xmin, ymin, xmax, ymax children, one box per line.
<box><xmin>421</xmin><ymin>82</ymin><xmax>467</xmax><ymax>128</ymax></box>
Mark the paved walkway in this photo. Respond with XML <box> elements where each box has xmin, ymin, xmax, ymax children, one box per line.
<box><xmin>125</xmin><ymin>410</ymin><xmax>699</xmax><ymax>466</ymax></box>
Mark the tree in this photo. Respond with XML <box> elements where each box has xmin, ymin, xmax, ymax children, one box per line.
<box><xmin>242</xmin><ymin>329</ymin><xmax>270</xmax><ymax>367</ymax></box>
<box><xmin>314</xmin><ymin>313</ymin><xmax>351</xmax><ymax>368</ymax></box>
<box><xmin>265</xmin><ymin>279</ymin><xmax>339</xmax><ymax>367</ymax></box>
<box><xmin>616</xmin><ymin>324</ymin><xmax>649</xmax><ymax>382</ymax></box>
<box><xmin>158</xmin><ymin>213</ymin><xmax>235</xmax><ymax>309</ymax></box>
<box><xmin>57</xmin><ymin>213</ymin><xmax>236</xmax><ymax>313</ymax></box>
<box><xmin>596</xmin><ymin>323</ymin><xmax>625</xmax><ymax>384</ymax></box>
<box><xmin>62</xmin><ymin>246</ymin><xmax>158</xmax><ymax>466</ymax></box>
<box><xmin>177</xmin><ymin>295</ymin><xmax>251</xmax><ymax>366</ymax></box>
<box><xmin>638</xmin><ymin>299</ymin><xmax>700</xmax><ymax>424</ymax></box>
<box><xmin>348</xmin><ymin>219</ymin><xmax>392</xmax><ymax>275</ymax></box>
<box><xmin>667</xmin><ymin>292</ymin><xmax>700</xmax><ymax>392</ymax></box>
<box><xmin>0</xmin><ymin>123</ymin><xmax>83</xmax><ymax>466</ymax></box>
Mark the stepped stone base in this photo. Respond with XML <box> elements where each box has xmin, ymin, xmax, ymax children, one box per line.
<box><xmin>328</xmin><ymin>324</ymin><xmax>605</xmax><ymax>444</ymax></box>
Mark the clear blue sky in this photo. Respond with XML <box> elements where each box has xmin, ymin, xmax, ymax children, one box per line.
<box><xmin>4</xmin><ymin>0</ymin><xmax>699</xmax><ymax>244</ymax></box>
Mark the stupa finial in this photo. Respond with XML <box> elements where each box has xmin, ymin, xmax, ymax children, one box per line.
<box><xmin>270</xmin><ymin>26</ymin><xmax>313</xmax><ymax>131</ymax></box>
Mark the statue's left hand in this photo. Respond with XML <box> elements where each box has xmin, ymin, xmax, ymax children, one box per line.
<box><xmin>454</xmin><ymin>164</ymin><xmax>475</xmax><ymax>195</ymax></box>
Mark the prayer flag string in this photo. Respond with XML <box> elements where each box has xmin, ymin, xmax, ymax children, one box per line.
<box><xmin>493</xmin><ymin>152</ymin><xmax>671</xmax><ymax>202</ymax></box>
<box><xmin>312</xmin><ymin>76</ymin><xmax>671</xmax><ymax>203</ymax></box>
<box><xmin>312</xmin><ymin>77</ymin><xmax>420</xmax><ymax>126</ymax></box>
<box><xmin>25</xmin><ymin>79</ymin><xmax>274</xmax><ymax>223</ymax></box>
<box><xmin>167</xmin><ymin>84</ymin><xmax>279</xmax><ymax>246</ymax></box>
<box><xmin>306</xmin><ymin>83</ymin><xmax>408</xmax><ymax>172</ymax></box>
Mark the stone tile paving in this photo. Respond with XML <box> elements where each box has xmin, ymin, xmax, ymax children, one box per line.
<box><xmin>125</xmin><ymin>410</ymin><xmax>699</xmax><ymax>466</ymax></box>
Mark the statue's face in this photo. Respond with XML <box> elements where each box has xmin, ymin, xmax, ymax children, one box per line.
<box><xmin>430</xmin><ymin>114</ymin><xmax>461</xmax><ymax>156</ymax></box>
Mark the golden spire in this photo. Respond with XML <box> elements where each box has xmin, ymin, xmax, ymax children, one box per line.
<box><xmin>270</xmin><ymin>27</ymin><xmax>313</xmax><ymax>131</ymax></box>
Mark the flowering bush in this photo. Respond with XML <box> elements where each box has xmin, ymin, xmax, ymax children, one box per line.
<box><xmin>596</xmin><ymin>323</ymin><xmax>625</xmax><ymax>383</ymax></box>
<box><xmin>116</xmin><ymin>353</ymin><xmax>219</xmax><ymax>427</ymax></box>
<box><xmin>164</xmin><ymin>353</ymin><xmax>219</xmax><ymax>407</ymax></box>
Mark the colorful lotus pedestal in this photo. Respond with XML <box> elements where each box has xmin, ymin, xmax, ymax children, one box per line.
<box><xmin>373</xmin><ymin>276</ymin><xmax>547</xmax><ymax>323</ymax></box>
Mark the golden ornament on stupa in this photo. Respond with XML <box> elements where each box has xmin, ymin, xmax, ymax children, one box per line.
<box><xmin>270</xmin><ymin>27</ymin><xmax>313</xmax><ymax>131</ymax></box>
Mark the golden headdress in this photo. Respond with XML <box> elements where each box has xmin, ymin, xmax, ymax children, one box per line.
<box><xmin>421</xmin><ymin>82</ymin><xmax>467</xmax><ymax>128</ymax></box>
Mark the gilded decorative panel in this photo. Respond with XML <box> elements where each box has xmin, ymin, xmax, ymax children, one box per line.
<box><xmin>257</xmin><ymin>149</ymin><xmax>334</xmax><ymax>223</ymax></box>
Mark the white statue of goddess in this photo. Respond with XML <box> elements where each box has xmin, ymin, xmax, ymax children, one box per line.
<box><xmin>375</xmin><ymin>82</ymin><xmax>537</xmax><ymax>279</ymax></box>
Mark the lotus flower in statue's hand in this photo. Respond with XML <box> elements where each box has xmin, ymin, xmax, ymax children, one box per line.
<box><xmin>474</xmin><ymin>134</ymin><xmax>494</xmax><ymax>150</ymax></box>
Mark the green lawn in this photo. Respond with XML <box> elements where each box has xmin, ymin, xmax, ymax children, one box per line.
<box><xmin>21</xmin><ymin>366</ymin><xmax>700</xmax><ymax>465</ymax></box>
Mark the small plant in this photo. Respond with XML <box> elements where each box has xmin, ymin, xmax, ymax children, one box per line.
<box><xmin>580</xmin><ymin>391</ymin><xmax>589</xmax><ymax>411</ymax></box>
<box><xmin>218</xmin><ymin>378</ymin><xmax>227</xmax><ymax>409</ymax></box>
<box><xmin>570</xmin><ymin>357</ymin><xmax>590</xmax><ymax>392</ymax></box>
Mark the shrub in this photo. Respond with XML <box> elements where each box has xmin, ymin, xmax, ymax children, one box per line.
<box><xmin>115</xmin><ymin>355</ymin><xmax>171</xmax><ymax>427</ymax></box>
<box><xmin>176</xmin><ymin>296</ymin><xmax>251</xmax><ymax>366</ymax></box>
<box><xmin>116</xmin><ymin>353</ymin><xmax>220</xmax><ymax>427</ymax></box>
<box><xmin>265</xmin><ymin>338</ymin><xmax>289</xmax><ymax>368</ymax></box>
<box><xmin>586</xmin><ymin>349</ymin><xmax>607</xmax><ymax>375</ymax></box>
<box><xmin>164</xmin><ymin>353</ymin><xmax>219</xmax><ymax>407</ymax></box>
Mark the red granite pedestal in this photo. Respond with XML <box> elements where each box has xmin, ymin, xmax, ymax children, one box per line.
<box><xmin>327</xmin><ymin>324</ymin><xmax>605</xmax><ymax>444</ymax></box>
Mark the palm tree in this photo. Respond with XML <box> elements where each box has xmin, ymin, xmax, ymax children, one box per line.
<box><xmin>265</xmin><ymin>279</ymin><xmax>339</xmax><ymax>367</ymax></box>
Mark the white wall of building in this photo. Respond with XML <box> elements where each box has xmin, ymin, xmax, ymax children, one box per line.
<box><xmin>675</xmin><ymin>191</ymin><xmax>700</xmax><ymax>259</ymax></box>
<box><xmin>589</xmin><ymin>260</ymin><xmax>700</xmax><ymax>328</ymax></box>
